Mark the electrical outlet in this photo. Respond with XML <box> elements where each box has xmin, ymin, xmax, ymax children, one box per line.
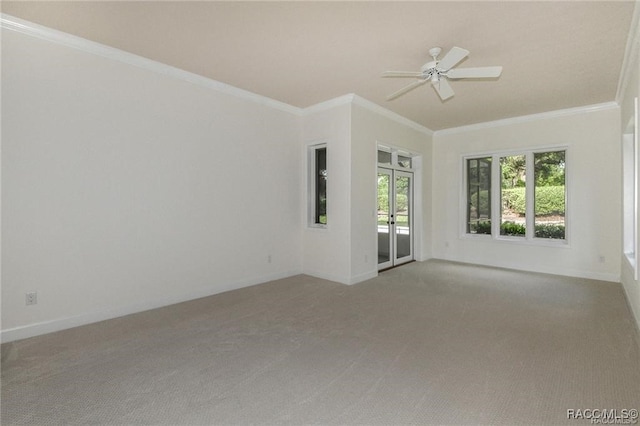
<box><xmin>25</xmin><ymin>292</ymin><xmax>37</xmax><ymax>306</ymax></box>
<box><xmin>599</xmin><ymin>255</ymin><xmax>606</xmax><ymax>263</ymax></box>
<box><xmin>267</xmin><ymin>254</ymin><xmax>272</xmax><ymax>263</ymax></box>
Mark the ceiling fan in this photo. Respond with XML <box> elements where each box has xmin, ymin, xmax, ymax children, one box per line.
<box><xmin>382</xmin><ymin>46</ymin><xmax>502</xmax><ymax>101</ymax></box>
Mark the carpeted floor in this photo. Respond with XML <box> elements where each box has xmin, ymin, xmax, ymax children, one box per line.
<box><xmin>2</xmin><ymin>260</ymin><xmax>640</xmax><ymax>425</ymax></box>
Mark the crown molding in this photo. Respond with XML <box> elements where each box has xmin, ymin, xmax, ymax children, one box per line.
<box><xmin>301</xmin><ymin>94</ymin><xmax>433</xmax><ymax>136</ymax></box>
<box><xmin>616</xmin><ymin>0</ymin><xmax>640</xmax><ymax>104</ymax></box>
<box><xmin>2</xmin><ymin>13</ymin><xmax>436</xmax><ymax>138</ymax></box>
<box><xmin>435</xmin><ymin>102</ymin><xmax>619</xmax><ymax>137</ymax></box>
<box><xmin>0</xmin><ymin>13</ymin><xmax>303</xmax><ymax>116</ymax></box>
<box><xmin>301</xmin><ymin>94</ymin><xmax>355</xmax><ymax>115</ymax></box>
<box><xmin>350</xmin><ymin>95</ymin><xmax>434</xmax><ymax>136</ymax></box>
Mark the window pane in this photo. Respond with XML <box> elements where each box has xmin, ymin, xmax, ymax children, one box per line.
<box><xmin>398</xmin><ymin>155</ymin><xmax>412</xmax><ymax>168</ymax></box>
<box><xmin>623</xmin><ymin>134</ymin><xmax>636</xmax><ymax>255</ymax></box>
<box><xmin>500</xmin><ymin>155</ymin><xmax>526</xmax><ymax>237</ymax></box>
<box><xmin>395</xmin><ymin>175</ymin><xmax>411</xmax><ymax>258</ymax></box>
<box><xmin>315</xmin><ymin>147</ymin><xmax>327</xmax><ymax>225</ymax></box>
<box><xmin>377</xmin><ymin>173</ymin><xmax>390</xmax><ymax>264</ymax></box>
<box><xmin>534</xmin><ymin>151</ymin><xmax>565</xmax><ymax>239</ymax></box>
<box><xmin>378</xmin><ymin>150</ymin><xmax>392</xmax><ymax>165</ymax></box>
<box><xmin>467</xmin><ymin>157</ymin><xmax>491</xmax><ymax>234</ymax></box>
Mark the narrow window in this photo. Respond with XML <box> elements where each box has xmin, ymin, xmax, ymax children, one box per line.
<box><xmin>624</xmin><ymin>133</ymin><xmax>636</xmax><ymax>259</ymax></box>
<box><xmin>377</xmin><ymin>150</ymin><xmax>392</xmax><ymax>165</ymax></box>
<box><xmin>466</xmin><ymin>157</ymin><xmax>492</xmax><ymax>234</ymax></box>
<box><xmin>623</xmin><ymin>98</ymin><xmax>638</xmax><ymax>278</ymax></box>
<box><xmin>309</xmin><ymin>145</ymin><xmax>327</xmax><ymax>226</ymax></box>
<box><xmin>397</xmin><ymin>154</ymin><xmax>412</xmax><ymax>169</ymax></box>
<box><xmin>500</xmin><ymin>155</ymin><xmax>526</xmax><ymax>237</ymax></box>
<box><xmin>534</xmin><ymin>151</ymin><xmax>566</xmax><ymax>239</ymax></box>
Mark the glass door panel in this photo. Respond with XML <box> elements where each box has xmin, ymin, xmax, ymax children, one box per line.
<box><xmin>377</xmin><ymin>170</ymin><xmax>392</xmax><ymax>269</ymax></box>
<box><xmin>378</xmin><ymin>168</ymin><xmax>413</xmax><ymax>270</ymax></box>
<box><xmin>394</xmin><ymin>171</ymin><xmax>413</xmax><ymax>264</ymax></box>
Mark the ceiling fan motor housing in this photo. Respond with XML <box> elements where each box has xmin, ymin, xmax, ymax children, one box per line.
<box><xmin>421</xmin><ymin>61</ymin><xmax>438</xmax><ymax>77</ymax></box>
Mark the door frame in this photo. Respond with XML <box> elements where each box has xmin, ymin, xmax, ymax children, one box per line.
<box><xmin>377</xmin><ymin>166</ymin><xmax>414</xmax><ymax>270</ymax></box>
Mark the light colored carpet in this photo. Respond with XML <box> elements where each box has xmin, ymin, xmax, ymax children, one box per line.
<box><xmin>2</xmin><ymin>260</ymin><xmax>639</xmax><ymax>425</ymax></box>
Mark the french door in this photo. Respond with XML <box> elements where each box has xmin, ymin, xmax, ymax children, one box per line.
<box><xmin>377</xmin><ymin>168</ymin><xmax>413</xmax><ymax>270</ymax></box>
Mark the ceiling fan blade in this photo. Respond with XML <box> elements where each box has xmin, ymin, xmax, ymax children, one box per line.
<box><xmin>432</xmin><ymin>78</ymin><xmax>454</xmax><ymax>101</ymax></box>
<box><xmin>386</xmin><ymin>79</ymin><xmax>427</xmax><ymax>101</ymax></box>
<box><xmin>447</xmin><ymin>66</ymin><xmax>503</xmax><ymax>79</ymax></box>
<box><xmin>437</xmin><ymin>46</ymin><xmax>469</xmax><ymax>71</ymax></box>
<box><xmin>382</xmin><ymin>71</ymin><xmax>424</xmax><ymax>78</ymax></box>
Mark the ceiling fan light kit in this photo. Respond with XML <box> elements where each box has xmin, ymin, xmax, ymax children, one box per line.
<box><xmin>383</xmin><ymin>46</ymin><xmax>503</xmax><ymax>101</ymax></box>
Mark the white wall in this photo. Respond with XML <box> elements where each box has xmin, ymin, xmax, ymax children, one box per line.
<box><xmin>2</xmin><ymin>27</ymin><xmax>302</xmax><ymax>341</ymax></box>
<box><xmin>432</xmin><ymin>106</ymin><xmax>622</xmax><ymax>282</ymax></box>
<box><xmin>300</xmin><ymin>97</ymin><xmax>432</xmax><ymax>285</ymax></box>
<box><xmin>350</xmin><ymin>99</ymin><xmax>432</xmax><ymax>283</ymax></box>
<box><xmin>300</xmin><ymin>101</ymin><xmax>352</xmax><ymax>284</ymax></box>
<box><xmin>619</xmin><ymin>1</ymin><xmax>640</xmax><ymax>331</ymax></box>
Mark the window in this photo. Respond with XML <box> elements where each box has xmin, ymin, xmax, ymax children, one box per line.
<box><xmin>377</xmin><ymin>150</ymin><xmax>392</xmax><ymax>165</ymax></box>
<box><xmin>623</xmin><ymin>97</ymin><xmax>638</xmax><ymax>278</ymax></box>
<box><xmin>466</xmin><ymin>157</ymin><xmax>492</xmax><ymax>234</ymax></box>
<box><xmin>465</xmin><ymin>148</ymin><xmax>567</xmax><ymax>242</ymax></box>
<box><xmin>309</xmin><ymin>144</ymin><xmax>327</xmax><ymax>226</ymax></box>
<box><xmin>378</xmin><ymin>147</ymin><xmax>414</xmax><ymax>170</ymax></box>
<box><xmin>500</xmin><ymin>155</ymin><xmax>526</xmax><ymax>237</ymax></box>
<box><xmin>533</xmin><ymin>151</ymin><xmax>565</xmax><ymax>239</ymax></box>
<box><xmin>397</xmin><ymin>155</ymin><xmax>412</xmax><ymax>169</ymax></box>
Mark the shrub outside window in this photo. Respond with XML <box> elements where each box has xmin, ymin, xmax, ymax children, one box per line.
<box><xmin>534</xmin><ymin>151</ymin><xmax>565</xmax><ymax>239</ymax></box>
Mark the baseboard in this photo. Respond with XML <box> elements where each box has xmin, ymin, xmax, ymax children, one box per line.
<box><xmin>0</xmin><ymin>269</ymin><xmax>302</xmax><ymax>344</ymax></box>
<box><xmin>302</xmin><ymin>269</ymin><xmax>379</xmax><ymax>286</ymax></box>
<box><xmin>621</xmin><ymin>260</ymin><xmax>640</xmax><ymax>339</ymax></box>
<box><xmin>302</xmin><ymin>269</ymin><xmax>350</xmax><ymax>285</ymax></box>
<box><xmin>348</xmin><ymin>270</ymin><xmax>378</xmax><ymax>285</ymax></box>
<box><xmin>434</xmin><ymin>255</ymin><xmax>620</xmax><ymax>283</ymax></box>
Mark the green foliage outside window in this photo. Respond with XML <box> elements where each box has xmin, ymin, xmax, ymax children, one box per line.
<box><xmin>502</xmin><ymin>186</ymin><xmax>565</xmax><ymax>216</ymax></box>
<box><xmin>473</xmin><ymin>220</ymin><xmax>565</xmax><ymax>239</ymax></box>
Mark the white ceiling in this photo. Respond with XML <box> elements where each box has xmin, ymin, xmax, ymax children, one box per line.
<box><xmin>2</xmin><ymin>1</ymin><xmax>636</xmax><ymax>130</ymax></box>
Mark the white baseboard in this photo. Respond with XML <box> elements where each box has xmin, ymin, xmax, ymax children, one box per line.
<box><xmin>348</xmin><ymin>270</ymin><xmax>378</xmax><ymax>285</ymax></box>
<box><xmin>0</xmin><ymin>269</ymin><xmax>302</xmax><ymax>343</ymax></box>
<box><xmin>302</xmin><ymin>269</ymin><xmax>378</xmax><ymax>286</ymax></box>
<box><xmin>302</xmin><ymin>269</ymin><xmax>350</xmax><ymax>285</ymax></box>
<box><xmin>621</xmin><ymin>260</ymin><xmax>640</xmax><ymax>335</ymax></box>
<box><xmin>434</xmin><ymin>255</ymin><xmax>620</xmax><ymax>283</ymax></box>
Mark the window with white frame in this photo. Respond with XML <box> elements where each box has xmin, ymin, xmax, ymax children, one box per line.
<box><xmin>309</xmin><ymin>144</ymin><xmax>327</xmax><ymax>227</ymax></box>
<box><xmin>466</xmin><ymin>157</ymin><xmax>492</xmax><ymax>234</ymax></box>
<box><xmin>465</xmin><ymin>148</ymin><xmax>567</xmax><ymax>241</ymax></box>
<box><xmin>378</xmin><ymin>147</ymin><xmax>414</xmax><ymax>169</ymax></box>
<box><xmin>623</xmin><ymin>97</ymin><xmax>638</xmax><ymax>278</ymax></box>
